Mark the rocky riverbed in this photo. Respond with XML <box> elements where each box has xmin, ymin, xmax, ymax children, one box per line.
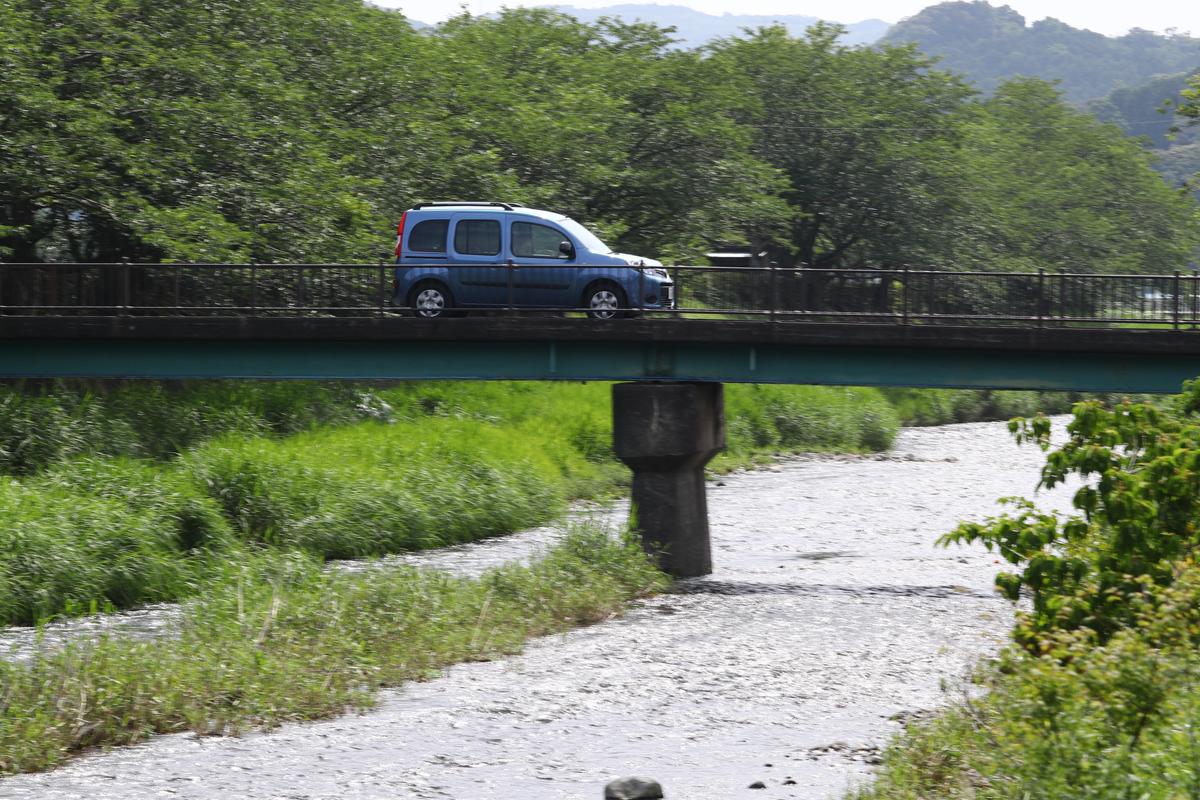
<box><xmin>0</xmin><ymin>418</ymin><xmax>1076</xmax><ymax>799</ymax></box>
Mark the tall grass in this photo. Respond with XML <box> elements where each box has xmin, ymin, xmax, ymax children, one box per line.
<box><xmin>0</xmin><ymin>528</ymin><xmax>667</xmax><ymax>775</ymax></box>
<box><xmin>0</xmin><ymin>480</ymin><xmax>199</xmax><ymax>625</ymax></box>
<box><xmin>0</xmin><ymin>380</ymin><xmax>388</xmax><ymax>475</ymax></box>
<box><xmin>185</xmin><ymin>418</ymin><xmax>591</xmax><ymax>558</ymax></box>
<box><xmin>0</xmin><ymin>381</ymin><xmax>904</xmax><ymax>623</ymax></box>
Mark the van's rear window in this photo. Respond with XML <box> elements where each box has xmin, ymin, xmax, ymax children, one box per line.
<box><xmin>408</xmin><ymin>220</ymin><xmax>448</xmax><ymax>253</ymax></box>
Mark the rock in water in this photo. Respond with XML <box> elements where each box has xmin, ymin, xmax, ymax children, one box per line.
<box><xmin>604</xmin><ymin>776</ymin><xmax>665</xmax><ymax>799</ymax></box>
<box><xmin>749</xmin><ymin>781</ymin><xmax>767</xmax><ymax>789</ymax></box>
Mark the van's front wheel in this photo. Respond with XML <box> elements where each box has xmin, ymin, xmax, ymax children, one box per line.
<box><xmin>409</xmin><ymin>281</ymin><xmax>454</xmax><ymax>319</ymax></box>
<box><xmin>583</xmin><ymin>282</ymin><xmax>626</xmax><ymax>320</ymax></box>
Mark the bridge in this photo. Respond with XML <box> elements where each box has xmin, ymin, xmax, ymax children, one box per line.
<box><xmin>2</xmin><ymin>262</ymin><xmax>1200</xmax><ymax>391</ymax></box>
<box><xmin>5</xmin><ymin>261</ymin><xmax>1200</xmax><ymax>577</ymax></box>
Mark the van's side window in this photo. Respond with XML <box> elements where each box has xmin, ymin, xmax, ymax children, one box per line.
<box><xmin>454</xmin><ymin>219</ymin><xmax>501</xmax><ymax>256</ymax></box>
<box><xmin>512</xmin><ymin>222</ymin><xmax>568</xmax><ymax>259</ymax></box>
<box><xmin>408</xmin><ymin>220</ymin><xmax>449</xmax><ymax>253</ymax></box>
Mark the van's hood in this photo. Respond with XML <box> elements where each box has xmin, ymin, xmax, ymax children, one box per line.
<box><xmin>613</xmin><ymin>253</ymin><xmax>664</xmax><ymax>269</ymax></box>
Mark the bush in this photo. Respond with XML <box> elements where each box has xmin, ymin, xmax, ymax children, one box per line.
<box><xmin>34</xmin><ymin>457</ymin><xmax>234</xmax><ymax>552</ymax></box>
<box><xmin>185</xmin><ymin>418</ymin><xmax>587</xmax><ymax>559</ymax></box>
<box><xmin>880</xmin><ymin>388</ymin><xmax>1079</xmax><ymax>426</ymax></box>
<box><xmin>725</xmin><ymin>384</ymin><xmax>900</xmax><ymax>453</ymax></box>
<box><xmin>0</xmin><ymin>479</ymin><xmax>206</xmax><ymax>625</ymax></box>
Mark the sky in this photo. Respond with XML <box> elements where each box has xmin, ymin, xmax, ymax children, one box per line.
<box><xmin>377</xmin><ymin>0</ymin><xmax>1200</xmax><ymax>36</ymax></box>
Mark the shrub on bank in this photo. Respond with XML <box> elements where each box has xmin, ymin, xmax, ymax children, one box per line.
<box><xmin>0</xmin><ymin>479</ymin><xmax>207</xmax><ymax>625</ymax></box>
<box><xmin>855</xmin><ymin>385</ymin><xmax>1200</xmax><ymax>799</ymax></box>
<box><xmin>879</xmin><ymin>388</ymin><xmax>1079</xmax><ymax>426</ymax></box>
<box><xmin>0</xmin><ymin>528</ymin><xmax>667</xmax><ymax>775</ymax></box>
<box><xmin>35</xmin><ymin>457</ymin><xmax>234</xmax><ymax>552</ymax></box>
<box><xmin>725</xmin><ymin>384</ymin><xmax>900</xmax><ymax>453</ymax></box>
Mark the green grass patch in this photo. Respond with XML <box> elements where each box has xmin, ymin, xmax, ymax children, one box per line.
<box><xmin>0</xmin><ymin>380</ymin><xmax>387</xmax><ymax>475</ymax></box>
<box><xmin>0</xmin><ymin>527</ymin><xmax>667</xmax><ymax>775</ymax></box>
<box><xmin>0</xmin><ymin>380</ymin><xmax>904</xmax><ymax>623</ymax></box>
<box><xmin>184</xmin><ymin>417</ymin><xmax>594</xmax><ymax>558</ymax></box>
<box><xmin>0</xmin><ymin>479</ymin><xmax>202</xmax><ymax>626</ymax></box>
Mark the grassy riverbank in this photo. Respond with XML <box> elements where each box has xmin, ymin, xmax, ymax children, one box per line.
<box><xmin>0</xmin><ymin>381</ymin><xmax>898</xmax><ymax>625</ymax></box>
<box><xmin>0</xmin><ymin>527</ymin><xmax>666</xmax><ymax>774</ymax></box>
<box><xmin>853</xmin><ymin>389</ymin><xmax>1200</xmax><ymax>799</ymax></box>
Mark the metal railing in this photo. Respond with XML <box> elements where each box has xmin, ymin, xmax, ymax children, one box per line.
<box><xmin>1</xmin><ymin>262</ymin><xmax>1198</xmax><ymax>329</ymax></box>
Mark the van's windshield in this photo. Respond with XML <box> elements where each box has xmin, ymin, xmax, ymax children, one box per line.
<box><xmin>559</xmin><ymin>218</ymin><xmax>613</xmax><ymax>255</ymax></box>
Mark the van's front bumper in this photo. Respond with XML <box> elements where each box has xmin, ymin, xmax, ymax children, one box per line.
<box><xmin>637</xmin><ymin>280</ymin><xmax>675</xmax><ymax>310</ymax></box>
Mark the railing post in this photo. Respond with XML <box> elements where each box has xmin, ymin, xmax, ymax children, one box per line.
<box><xmin>768</xmin><ymin>261</ymin><xmax>777</xmax><ymax>322</ymax></box>
<box><xmin>1036</xmin><ymin>268</ymin><xmax>1045</xmax><ymax>328</ymax></box>
<box><xmin>0</xmin><ymin>263</ymin><xmax>5</xmax><ymax>317</ymax></box>
<box><xmin>901</xmin><ymin>266</ymin><xmax>909</xmax><ymax>325</ymax></box>
<box><xmin>249</xmin><ymin>261</ymin><xmax>257</xmax><ymax>315</ymax></box>
<box><xmin>377</xmin><ymin>260</ymin><xmax>386</xmax><ymax>317</ymax></box>
<box><xmin>638</xmin><ymin>261</ymin><xmax>646</xmax><ymax>315</ymax></box>
<box><xmin>120</xmin><ymin>257</ymin><xmax>131</xmax><ymax>315</ymax></box>
<box><xmin>1185</xmin><ymin>271</ymin><xmax>1195</xmax><ymax>331</ymax></box>
<box><xmin>173</xmin><ymin>262</ymin><xmax>182</xmax><ymax>312</ymax></box>
<box><xmin>506</xmin><ymin>260</ymin><xmax>515</xmax><ymax>314</ymax></box>
<box><xmin>927</xmin><ymin>269</ymin><xmax>936</xmax><ymax>320</ymax></box>
<box><xmin>1174</xmin><ymin>271</ymin><xmax>1182</xmax><ymax>330</ymax></box>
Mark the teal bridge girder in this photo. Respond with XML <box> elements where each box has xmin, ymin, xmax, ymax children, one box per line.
<box><xmin>2</xmin><ymin>317</ymin><xmax>1200</xmax><ymax>393</ymax></box>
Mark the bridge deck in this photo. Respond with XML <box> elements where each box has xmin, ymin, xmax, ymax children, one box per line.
<box><xmin>2</xmin><ymin>316</ymin><xmax>1197</xmax><ymax>392</ymax></box>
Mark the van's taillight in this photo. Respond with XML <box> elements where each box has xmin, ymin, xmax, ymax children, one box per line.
<box><xmin>394</xmin><ymin>212</ymin><xmax>407</xmax><ymax>259</ymax></box>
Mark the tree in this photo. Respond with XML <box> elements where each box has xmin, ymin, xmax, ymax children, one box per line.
<box><xmin>708</xmin><ymin>24</ymin><xmax>975</xmax><ymax>270</ymax></box>
<box><xmin>957</xmin><ymin>79</ymin><xmax>1199</xmax><ymax>273</ymax></box>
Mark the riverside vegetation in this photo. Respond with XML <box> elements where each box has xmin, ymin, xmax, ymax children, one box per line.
<box><xmin>855</xmin><ymin>384</ymin><xmax>1200</xmax><ymax>799</ymax></box>
<box><xmin>0</xmin><ymin>380</ymin><xmax>908</xmax><ymax>626</ymax></box>
<box><xmin>0</xmin><ymin>379</ymin><xmax>1073</xmax><ymax>774</ymax></box>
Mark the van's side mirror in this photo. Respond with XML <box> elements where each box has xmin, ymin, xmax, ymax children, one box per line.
<box><xmin>558</xmin><ymin>241</ymin><xmax>575</xmax><ymax>259</ymax></box>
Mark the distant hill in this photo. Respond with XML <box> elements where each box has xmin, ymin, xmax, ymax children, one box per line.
<box><xmin>401</xmin><ymin>4</ymin><xmax>888</xmax><ymax>48</ymax></box>
<box><xmin>1085</xmin><ymin>70</ymin><xmax>1200</xmax><ymax>195</ymax></box>
<box><xmin>537</xmin><ymin>5</ymin><xmax>889</xmax><ymax>47</ymax></box>
<box><xmin>1088</xmin><ymin>71</ymin><xmax>1199</xmax><ymax>149</ymax></box>
<box><xmin>882</xmin><ymin>1</ymin><xmax>1200</xmax><ymax>104</ymax></box>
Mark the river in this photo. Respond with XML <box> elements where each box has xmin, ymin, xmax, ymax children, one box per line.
<box><xmin>0</xmin><ymin>418</ymin><xmax>1076</xmax><ymax>799</ymax></box>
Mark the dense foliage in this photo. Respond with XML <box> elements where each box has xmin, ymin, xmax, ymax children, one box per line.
<box><xmin>2</xmin><ymin>0</ymin><xmax>1195</xmax><ymax>272</ymax></box>
<box><xmin>858</xmin><ymin>385</ymin><xmax>1200</xmax><ymax>799</ymax></box>
<box><xmin>947</xmin><ymin>386</ymin><xmax>1200</xmax><ymax>651</ymax></box>
<box><xmin>882</xmin><ymin>1</ymin><xmax>1200</xmax><ymax>105</ymax></box>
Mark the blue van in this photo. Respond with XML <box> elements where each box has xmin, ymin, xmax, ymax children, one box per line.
<box><xmin>393</xmin><ymin>202</ymin><xmax>674</xmax><ymax>319</ymax></box>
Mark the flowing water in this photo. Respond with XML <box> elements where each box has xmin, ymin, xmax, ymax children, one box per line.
<box><xmin>0</xmin><ymin>419</ymin><xmax>1077</xmax><ymax>800</ymax></box>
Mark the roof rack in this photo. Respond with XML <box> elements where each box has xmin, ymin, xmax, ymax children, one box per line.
<box><xmin>410</xmin><ymin>201</ymin><xmax>524</xmax><ymax>211</ymax></box>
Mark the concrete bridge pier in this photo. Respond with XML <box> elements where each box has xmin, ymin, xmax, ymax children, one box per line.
<box><xmin>612</xmin><ymin>381</ymin><xmax>725</xmax><ymax>577</ymax></box>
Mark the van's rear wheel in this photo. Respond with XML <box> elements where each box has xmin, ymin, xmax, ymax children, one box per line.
<box><xmin>409</xmin><ymin>281</ymin><xmax>454</xmax><ymax>319</ymax></box>
<box><xmin>584</xmin><ymin>282</ymin><xmax>626</xmax><ymax>320</ymax></box>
